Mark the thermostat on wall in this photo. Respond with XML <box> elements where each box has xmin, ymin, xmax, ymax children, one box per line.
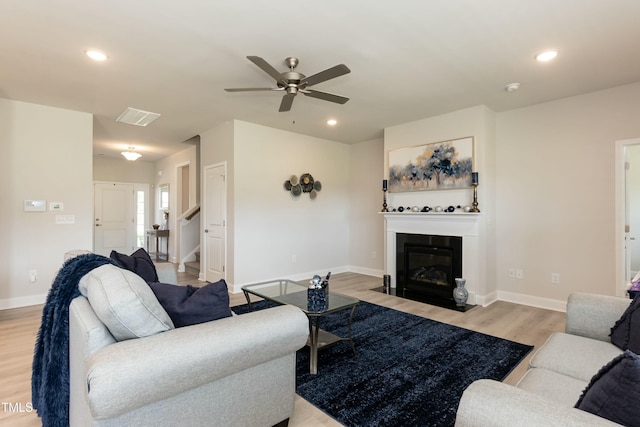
<box><xmin>50</xmin><ymin>202</ymin><xmax>63</xmax><ymax>211</ymax></box>
<box><xmin>24</xmin><ymin>200</ymin><xmax>46</xmax><ymax>212</ymax></box>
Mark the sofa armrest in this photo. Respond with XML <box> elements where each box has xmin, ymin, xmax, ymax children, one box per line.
<box><xmin>565</xmin><ymin>293</ymin><xmax>630</xmax><ymax>342</ymax></box>
<box><xmin>154</xmin><ymin>262</ymin><xmax>177</xmax><ymax>284</ymax></box>
<box><xmin>455</xmin><ymin>379</ymin><xmax>621</xmax><ymax>427</ymax></box>
<box><xmin>85</xmin><ymin>305</ymin><xmax>308</xmax><ymax>419</ymax></box>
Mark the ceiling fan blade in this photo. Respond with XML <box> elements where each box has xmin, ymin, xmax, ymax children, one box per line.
<box><xmin>303</xmin><ymin>89</ymin><xmax>349</xmax><ymax>105</ymax></box>
<box><xmin>279</xmin><ymin>93</ymin><xmax>295</xmax><ymax>112</ymax></box>
<box><xmin>302</xmin><ymin>64</ymin><xmax>351</xmax><ymax>87</ymax></box>
<box><xmin>224</xmin><ymin>87</ymin><xmax>277</xmax><ymax>92</ymax></box>
<box><xmin>247</xmin><ymin>56</ymin><xmax>285</xmax><ymax>83</ymax></box>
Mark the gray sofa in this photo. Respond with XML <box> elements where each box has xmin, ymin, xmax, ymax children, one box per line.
<box><xmin>455</xmin><ymin>292</ymin><xmax>631</xmax><ymax>426</ymax></box>
<box><xmin>69</xmin><ymin>262</ymin><xmax>309</xmax><ymax>427</ymax></box>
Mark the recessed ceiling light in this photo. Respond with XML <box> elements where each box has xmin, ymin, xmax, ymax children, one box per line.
<box><xmin>535</xmin><ymin>50</ymin><xmax>558</xmax><ymax>62</ymax></box>
<box><xmin>327</xmin><ymin>119</ymin><xmax>337</xmax><ymax>126</ymax></box>
<box><xmin>86</xmin><ymin>50</ymin><xmax>108</xmax><ymax>61</ymax></box>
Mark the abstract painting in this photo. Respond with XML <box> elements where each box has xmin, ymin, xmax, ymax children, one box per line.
<box><xmin>388</xmin><ymin>136</ymin><xmax>474</xmax><ymax>192</ymax></box>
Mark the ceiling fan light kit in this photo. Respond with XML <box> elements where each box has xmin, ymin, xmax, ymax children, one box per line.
<box><xmin>225</xmin><ymin>56</ymin><xmax>351</xmax><ymax>112</ymax></box>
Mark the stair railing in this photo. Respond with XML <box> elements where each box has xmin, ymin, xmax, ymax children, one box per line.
<box><xmin>177</xmin><ymin>205</ymin><xmax>201</xmax><ymax>274</ymax></box>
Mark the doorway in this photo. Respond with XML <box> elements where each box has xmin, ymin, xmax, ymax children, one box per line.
<box><xmin>94</xmin><ymin>182</ymin><xmax>149</xmax><ymax>256</ymax></box>
<box><xmin>615</xmin><ymin>138</ymin><xmax>640</xmax><ymax>295</ymax></box>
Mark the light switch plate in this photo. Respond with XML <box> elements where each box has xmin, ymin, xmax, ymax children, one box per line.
<box><xmin>55</xmin><ymin>214</ymin><xmax>75</xmax><ymax>224</ymax></box>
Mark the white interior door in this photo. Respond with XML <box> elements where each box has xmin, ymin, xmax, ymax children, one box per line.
<box><xmin>94</xmin><ymin>183</ymin><xmax>135</xmax><ymax>256</ymax></box>
<box><xmin>204</xmin><ymin>163</ymin><xmax>226</xmax><ymax>282</ymax></box>
<box><xmin>628</xmin><ymin>145</ymin><xmax>640</xmax><ymax>279</ymax></box>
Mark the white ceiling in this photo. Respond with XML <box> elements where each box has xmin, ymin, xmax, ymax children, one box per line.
<box><xmin>2</xmin><ymin>0</ymin><xmax>640</xmax><ymax>162</ymax></box>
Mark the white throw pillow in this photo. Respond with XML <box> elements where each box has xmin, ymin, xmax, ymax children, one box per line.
<box><xmin>79</xmin><ymin>264</ymin><xmax>174</xmax><ymax>341</ymax></box>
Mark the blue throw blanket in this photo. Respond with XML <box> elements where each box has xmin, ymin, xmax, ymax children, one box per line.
<box><xmin>32</xmin><ymin>253</ymin><xmax>116</xmax><ymax>427</ymax></box>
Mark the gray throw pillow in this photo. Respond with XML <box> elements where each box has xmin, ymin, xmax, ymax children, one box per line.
<box><xmin>79</xmin><ymin>264</ymin><xmax>174</xmax><ymax>341</ymax></box>
<box><xmin>575</xmin><ymin>350</ymin><xmax>640</xmax><ymax>427</ymax></box>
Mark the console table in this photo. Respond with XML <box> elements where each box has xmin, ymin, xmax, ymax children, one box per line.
<box><xmin>146</xmin><ymin>229</ymin><xmax>169</xmax><ymax>261</ymax></box>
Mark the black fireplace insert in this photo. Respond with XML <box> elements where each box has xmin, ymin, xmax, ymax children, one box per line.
<box><xmin>396</xmin><ymin>233</ymin><xmax>462</xmax><ymax>305</ymax></box>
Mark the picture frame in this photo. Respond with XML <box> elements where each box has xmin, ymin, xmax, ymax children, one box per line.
<box><xmin>388</xmin><ymin>136</ymin><xmax>474</xmax><ymax>192</ymax></box>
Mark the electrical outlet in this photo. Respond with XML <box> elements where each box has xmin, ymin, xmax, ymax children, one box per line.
<box><xmin>551</xmin><ymin>273</ymin><xmax>560</xmax><ymax>284</ymax></box>
<box><xmin>29</xmin><ymin>270</ymin><xmax>37</xmax><ymax>283</ymax></box>
<box><xmin>516</xmin><ymin>268</ymin><xmax>524</xmax><ymax>279</ymax></box>
<box><xmin>371</xmin><ymin>251</ymin><xmax>377</xmax><ymax>259</ymax></box>
<box><xmin>291</xmin><ymin>254</ymin><xmax>297</xmax><ymax>263</ymax></box>
<box><xmin>508</xmin><ymin>268</ymin><xmax>516</xmax><ymax>278</ymax></box>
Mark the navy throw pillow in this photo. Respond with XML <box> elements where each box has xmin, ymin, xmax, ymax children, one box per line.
<box><xmin>148</xmin><ymin>280</ymin><xmax>232</xmax><ymax>327</ymax></box>
<box><xmin>610</xmin><ymin>293</ymin><xmax>640</xmax><ymax>353</ymax></box>
<box><xmin>575</xmin><ymin>350</ymin><xmax>640</xmax><ymax>427</ymax></box>
<box><xmin>110</xmin><ymin>248</ymin><xmax>159</xmax><ymax>283</ymax></box>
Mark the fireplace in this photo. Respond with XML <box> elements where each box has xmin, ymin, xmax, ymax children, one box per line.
<box><xmin>383</xmin><ymin>212</ymin><xmax>482</xmax><ymax>307</ymax></box>
<box><xmin>396</xmin><ymin>233</ymin><xmax>462</xmax><ymax>305</ymax></box>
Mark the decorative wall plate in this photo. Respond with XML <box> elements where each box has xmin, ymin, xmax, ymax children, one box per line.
<box><xmin>300</xmin><ymin>173</ymin><xmax>314</xmax><ymax>192</ymax></box>
<box><xmin>291</xmin><ymin>183</ymin><xmax>302</xmax><ymax>196</ymax></box>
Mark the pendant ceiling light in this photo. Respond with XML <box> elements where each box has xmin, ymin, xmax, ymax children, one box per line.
<box><xmin>121</xmin><ymin>146</ymin><xmax>142</xmax><ymax>161</ymax></box>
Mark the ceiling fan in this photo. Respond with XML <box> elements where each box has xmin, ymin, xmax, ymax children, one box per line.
<box><xmin>225</xmin><ymin>56</ymin><xmax>351</xmax><ymax>112</ymax></box>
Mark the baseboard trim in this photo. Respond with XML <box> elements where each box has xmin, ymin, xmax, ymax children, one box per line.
<box><xmin>0</xmin><ymin>294</ymin><xmax>47</xmax><ymax>310</ymax></box>
<box><xmin>347</xmin><ymin>266</ymin><xmax>384</xmax><ymax>278</ymax></box>
<box><xmin>497</xmin><ymin>290</ymin><xmax>567</xmax><ymax>312</ymax></box>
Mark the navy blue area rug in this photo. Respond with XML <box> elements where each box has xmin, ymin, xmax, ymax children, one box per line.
<box><xmin>232</xmin><ymin>300</ymin><xmax>533</xmax><ymax>427</ymax></box>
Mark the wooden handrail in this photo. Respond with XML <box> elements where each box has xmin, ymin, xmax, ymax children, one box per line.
<box><xmin>184</xmin><ymin>206</ymin><xmax>200</xmax><ymax>221</ymax></box>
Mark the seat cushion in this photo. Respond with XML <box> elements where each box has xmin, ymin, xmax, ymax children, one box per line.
<box><xmin>517</xmin><ymin>368</ymin><xmax>588</xmax><ymax>407</ymax></box>
<box><xmin>79</xmin><ymin>264</ymin><xmax>174</xmax><ymax>341</ymax></box>
<box><xmin>110</xmin><ymin>248</ymin><xmax>159</xmax><ymax>283</ymax></box>
<box><xmin>576</xmin><ymin>350</ymin><xmax>640</xmax><ymax>427</ymax></box>
<box><xmin>530</xmin><ymin>332</ymin><xmax>622</xmax><ymax>382</ymax></box>
<box><xmin>148</xmin><ymin>280</ymin><xmax>233</xmax><ymax>327</ymax></box>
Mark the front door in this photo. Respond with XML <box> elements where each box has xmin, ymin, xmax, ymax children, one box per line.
<box><xmin>204</xmin><ymin>163</ymin><xmax>226</xmax><ymax>282</ymax></box>
<box><xmin>94</xmin><ymin>183</ymin><xmax>135</xmax><ymax>256</ymax></box>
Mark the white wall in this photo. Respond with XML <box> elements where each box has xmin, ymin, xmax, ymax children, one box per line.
<box><xmin>93</xmin><ymin>156</ymin><xmax>156</xmax><ymax>184</ymax></box>
<box><xmin>348</xmin><ymin>138</ymin><xmax>385</xmax><ymax>276</ymax></box>
<box><xmin>231</xmin><ymin>121</ymin><xmax>351</xmax><ymax>289</ymax></box>
<box><xmin>495</xmin><ymin>82</ymin><xmax>640</xmax><ymax>307</ymax></box>
<box><xmin>0</xmin><ymin>99</ymin><xmax>93</xmax><ymax>308</ymax></box>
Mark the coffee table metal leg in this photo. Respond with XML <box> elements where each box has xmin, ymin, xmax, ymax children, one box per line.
<box><xmin>308</xmin><ymin>316</ymin><xmax>320</xmax><ymax>375</ymax></box>
<box><xmin>242</xmin><ymin>290</ymin><xmax>252</xmax><ymax>312</ymax></box>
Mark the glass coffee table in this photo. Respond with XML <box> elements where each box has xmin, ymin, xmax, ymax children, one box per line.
<box><xmin>242</xmin><ymin>279</ymin><xmax>359</xmax><ymax>374</ymax></box>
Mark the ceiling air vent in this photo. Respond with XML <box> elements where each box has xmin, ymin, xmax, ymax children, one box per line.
<box><xmin>116</xmin><ymin>107</ymin><xmax>161</xmax><ymax>127</ymax></box>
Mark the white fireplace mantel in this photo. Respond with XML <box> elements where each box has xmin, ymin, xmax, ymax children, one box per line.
<box><xmin>381</xmin><ymin>212</ymin><xmax>482</xmax><ymax>305</ymax></box>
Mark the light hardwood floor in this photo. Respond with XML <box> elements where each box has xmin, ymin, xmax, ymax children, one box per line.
<box><xmin>0</xmin><ymin>270</ymin><xmax>566</xmax><ymax>427</ymax></box>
